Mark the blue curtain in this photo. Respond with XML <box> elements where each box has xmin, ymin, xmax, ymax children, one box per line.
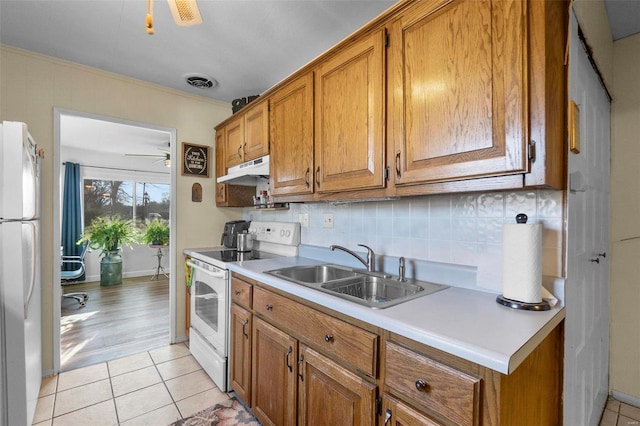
<box><xmin>61</xmin><ymin>162</ymin><xmax>83</xmax><ymax>278</ymax></box>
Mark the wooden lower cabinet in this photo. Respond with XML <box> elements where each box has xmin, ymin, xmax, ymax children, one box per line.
<box><xmin>298</xmin><ymin>345</ymin><xmax>376</xmax><ymax>425</ymax></box>
<box><xmin>230</xmin><ymin>274</ymin><xmax>563</xmax><ymax>426</ymax></box>
<box><xmin>381</xmin><ymin>394</ymin><xmax>441</xmax><ymax>426</ymax></box>
<box><xmin>252</xmin><ymin>317</ymin><xmax>298</xmax><ymax>426</ymax></box>
<box><xmin>230</xmin><ymin>303</ymin><xmax>252</xmax><ymax>404</ymax></box>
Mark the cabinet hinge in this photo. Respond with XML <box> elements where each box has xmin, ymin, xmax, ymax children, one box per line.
<box><xmin>528</xmin><ymin>140</ymin><xmax>536</xmax><ymax>163</ymax></box>
<box><xmin>384</xmin><ymin>166</ymin><xmax>390</xmax><ymax>181</ymax></box>
<box><xmin>376</xmin><ymin>396</ymin><xmax>382</xmax><ymax>416</ymax></box>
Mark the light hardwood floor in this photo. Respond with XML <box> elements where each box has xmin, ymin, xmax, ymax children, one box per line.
<box><xmin>61</xmin><ymin>275</ymin><xmax>170</xmax><ymax>372</ymax></box>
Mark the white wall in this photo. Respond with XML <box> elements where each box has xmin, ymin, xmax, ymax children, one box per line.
<box><xmin>246</xmin><ymin>189</ymin><xmax>565</xmax><ymax>294</ymax></box>
<box><xmin>610</xmin><ymin>32</ymin><xmax>640</xmax><ymax>402</ymax></box>
<box><xmin>0</xmin><ymin>45</ymin><xmax>244</xmax><ymax>371</ymax></box>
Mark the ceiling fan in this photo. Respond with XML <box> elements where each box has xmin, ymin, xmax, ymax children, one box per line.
<box><xmin>125</xmin><ymin>143</ymin><xmax>171</xmax><ymax>167</ymax></box>
<box><xmin>146</xmin><ymin>0</ymin><xmax>202</xmax><ymax>35</ymax></box>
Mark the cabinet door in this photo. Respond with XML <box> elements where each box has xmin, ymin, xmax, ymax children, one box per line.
<box><xmin>215</xmin><ymin>129</ymin><xmax>227</xmax><ymax>204</ymax></box>
<box><xmin>381</xmin><ymin>394</ymin><xmax>441</xmax><ymax>426</ymax></box>
<box><xmin>298</xmin><ymin>344</ymin><xmax>376</xmax><ymax>426</ymax></box>
<box><xmin>230</xmin><ymin>303</ymin><xmax>252</xmax><ymax>404</ymax></box>
<box><xmin>252</xmin><ymin>318</ymin><xmax>297</xmax><ymax>426</ymax></box>
<box><xmin>270</xmin><ymin>73</ymin><xmax>314</xmax><ymax>196</ymax></box>
<box><xmin>314</xmin><ymin>29</ymin><xmax>386</xmax><ymax>193</ymax></box>
<box><xmin>225</xmin><ymin>115</ymin><xmax>245</xmax><ymax>168</ymax></box>
<box><xmin>244</xmin><ymin>101</ymin><xmax>269</xmax><ymax>161</ymax></box>
<box><xmin>389</xmin><ymin>0</ymin><xmax>527</xmax><ymax>185</ymax></box>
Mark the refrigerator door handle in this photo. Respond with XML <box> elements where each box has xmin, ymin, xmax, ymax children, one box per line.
<box><xmin>23</xmin><ymin>221</ymin><xmax>37</xmax><ymax>319</ymax></box>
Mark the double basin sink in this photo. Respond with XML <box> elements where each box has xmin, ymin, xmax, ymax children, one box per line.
<box><xmin>265</xmin><ymin>264</ymin><xmax>447</xmax><ymax>309</ymax></box>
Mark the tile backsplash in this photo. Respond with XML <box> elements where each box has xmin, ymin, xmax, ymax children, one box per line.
<box><xmin>244</xmin><ymin>190</ymin><xmax>565</xmax><ymax>293</ymax></box>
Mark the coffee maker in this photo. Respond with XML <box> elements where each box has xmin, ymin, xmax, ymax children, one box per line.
<box><xmin>220</xmin><ymin>220</ymin><xmax>250</xmax><ymax>248</ymax></box>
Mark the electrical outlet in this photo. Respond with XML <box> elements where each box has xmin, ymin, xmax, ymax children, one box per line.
<box><xmin>323</xmin><ymin>213</ymin><xmax>334</xmax><ymax>228</ymax></box>
<box><xmin>299</xmin><ymin>213</ymin><xmax>309</xmax><ymax>228</ymax></box>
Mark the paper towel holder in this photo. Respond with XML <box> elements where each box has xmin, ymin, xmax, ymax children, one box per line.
<box><xmin>498</xmin><ymin>212</ymin><xmax>550</xmax><ymax>311</ymax></box>
<box><xmin>496</xmin><ymin>295</ymin><xmax>550</xmax><ymax>311</ymax></box>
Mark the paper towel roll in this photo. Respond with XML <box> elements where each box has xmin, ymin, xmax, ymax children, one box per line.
<box><xmin>502</xmin><ymin>221</ymin><xmax>542</xmax><ymax>303</ymax></box>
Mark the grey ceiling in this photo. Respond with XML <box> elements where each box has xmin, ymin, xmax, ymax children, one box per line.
<box><xmin>0</xmin><ymin>0</ymin><xmax>395</xmax><ymax>104</ymax></box>
<box><xmin>605</xmin><ymin>0</ymin><xmax>640</xmax><ymax>41</ymax></box>
<box><xmin>1</xmin><ymin>0</ymin><xmax>637</xmax><ymax>105</ymax></box>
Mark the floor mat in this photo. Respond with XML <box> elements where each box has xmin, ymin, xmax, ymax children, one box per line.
<box><xmin>170</xmin><ymin>397</ymin><xmax>260</xmax><ymax>426</ymax></box>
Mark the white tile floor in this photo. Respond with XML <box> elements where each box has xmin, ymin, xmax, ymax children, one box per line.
<box><xmin>600</xmin><ymin>398</ymin><xmax>640</xmax><ymax>426</ymax></box>
<box><xmin>33</xmin><ymin>343</ymin><xmax>231</xmax><ymax>426</ymax></box>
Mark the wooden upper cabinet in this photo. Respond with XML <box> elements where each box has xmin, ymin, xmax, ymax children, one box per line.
<box><xmin>215</xmin><ymin>129</ymin><xmax>227</xmax><ymax>204</ymax></box>
<box><xmin>314</xmin><ymin>28</ymin><xmax>386</xmax><ymax>193</ymax></box>
<box><xmin>244</xmin><ymin>101</ymin><xmax>270</xmax><ymax>160</ymax></box>
<box><xmin>225</xmin><ymin>100</ymin><xmax>269</xmax><ymax>169</ymax></box>
<box><xmin>269</xmin><ymin>73</ymin><xmax>314</xmax><ymax>197</ymax></box>
<box><xmin>225</xmin><ymin>115</ymin><xmax>245</xmax><ymax>168</ymax></box>
<box><xmin>389</xmin><ymin>0</ymin><xmax>527</xmax><ymax>186</ymax></box>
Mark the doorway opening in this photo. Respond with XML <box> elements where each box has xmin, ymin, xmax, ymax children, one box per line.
<box><xmin>53</xmin><ymin>108</ymin><xmax>178</xmax><ymax>372</ymax></box>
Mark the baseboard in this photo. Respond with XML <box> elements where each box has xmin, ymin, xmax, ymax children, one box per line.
<box><xmin>611</xmin><ymin>390</ymin><xmax>640</xmax><ymax>408</ymax></box>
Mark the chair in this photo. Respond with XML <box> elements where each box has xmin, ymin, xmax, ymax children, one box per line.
<box><xmin>61</xmin><ymin>242</ymin><xmax>90</xmax><ymax>307</ymax></box>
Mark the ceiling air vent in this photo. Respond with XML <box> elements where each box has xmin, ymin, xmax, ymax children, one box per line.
<box><xmin>184</xmin><ymin>74</ymin><xmax>217</xmax><ymax>89</ymax></box>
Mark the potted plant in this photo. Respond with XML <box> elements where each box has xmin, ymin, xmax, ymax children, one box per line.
<box><xmin>78</xmin><ymin>216</ymin><xmax>139</xmax><ymax>286</ymax></box>
<box><xmin>141</xmin><ymin>219</ymin><xmax>170</xmax><ymax>246</ymax></box>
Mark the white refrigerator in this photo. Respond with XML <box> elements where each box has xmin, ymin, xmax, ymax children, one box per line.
<box><xmin>0</xmin><ymin>121</ymin><xmax>43</xmax><ymax>426</ymax></box>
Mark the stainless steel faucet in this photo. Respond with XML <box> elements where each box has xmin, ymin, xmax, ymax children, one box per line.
<box><xmin>398</xmin><ymin>256</ymin><xmax>406</xmax><ymax>282</ymax></box>
<box><xmin>330</xmin><ymin>244</ymin><xmax>375</xmax><ymax>272</ymax></box>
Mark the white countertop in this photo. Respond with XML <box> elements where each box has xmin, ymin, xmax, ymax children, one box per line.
<box><xmin>220</xmin><ymin>255</ymin><xmax>565</xmax><ymax>375</ymax></box>
<box><xmin>184</xmin><ymin>246</ymin><xmax>565</xmax><ymax>375</ymax></box>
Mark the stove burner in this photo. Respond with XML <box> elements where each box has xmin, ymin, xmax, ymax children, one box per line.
<box><xmin>194</xmin><ymin>249</ymin><xmax>280</xmax><ymax>263</ymax></box>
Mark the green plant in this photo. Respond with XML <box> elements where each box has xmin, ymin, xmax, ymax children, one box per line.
<box><xmin>78</xmin><ymin>216</ymin><xmax>140</xmax><ymax>256</ymax></box>
<box><xmin>141</xmin><ymin>219</ymin><xmax>170</xmax><ymax>246</ymax></box>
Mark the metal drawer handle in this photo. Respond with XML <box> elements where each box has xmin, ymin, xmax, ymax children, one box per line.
<box><xmin>395</xmin><ymin>151</ymin><xmax>401</xmax><ymax>177</ymax></box>
<box><xmin>235</xmin><ymin>290</ymin><xmax>241</xmax><ymax>296</ymax></box>
<box><xmin>324</xmin><ymin>334</ymin><xmax>334</xmax><ymax>343</ymax></box>
<box><xmin>241</xmin><ymin>319</ymin><xmax>249</xmax><ymax>339</ymax></box>
<box><xmin>316</xmin><ymin>167</ymin><xmax>320</xmax><ymax>188</ymax></box>
<box><xmin>286</xmin><ymin>346</ymin><xmax>293</xmax><ymax>372</ymax></box>
<box><xmin>415</xmin><ymin>379</ymin><xmax>428</xmax><ymax>392</ymax></box>
<box><xmin>265</xmin><ymin>304</ymin><xmax>273</xmax><ymax>311</ymax></box>
<box><xmin>298</xmin><ymin>354</ymin><xmax>305</xmax><ymax>381</ymax></box>
<box><xmin>304</xmin><ymin>168</ymin><xmax>310</xmax><ymax>187</ymax></box>
<box><xmin>589</xmin><ymin>258</ymin><xmax>600</xmax><ymax>264</ymax></box>
<box><xmin>237</xmin><ymin>145</ymin><xmax>242</xmax><ymax>156</ymax></box>
<box><xmin>384</xmin><ymin>408</ymin><xmax>392</xmax><ymax>425</ymax></box>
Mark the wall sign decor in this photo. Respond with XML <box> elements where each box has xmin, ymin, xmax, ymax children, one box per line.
<box><xmin>182</xmin><ymin>142</ymin><xmax>210</xmax><ymax>177</ymax></box>
<box><xmin>192</xmin><ymin>183</ymin><xmax>202</xmax><ymax>202</ymax></box>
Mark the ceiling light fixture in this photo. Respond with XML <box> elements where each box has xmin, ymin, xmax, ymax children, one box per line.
<box><xmin>146</xmin><ymin>0</ymin><xmax>202</xmax><ymax>35</ymax></box>
<box><xmin>168</xmin><ymin>0</ymin><xmax>202</xmax><ymax>27</ymax></box>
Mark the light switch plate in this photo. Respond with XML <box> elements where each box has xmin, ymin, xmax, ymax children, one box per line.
<box><xmin>323</xmin><ymin>213</ymin><xmax>334</xmax><ymax>228</ymax></box>
<box><xmin>299</xmin><ymin>213</ymin><xmax>309</xmax><ymax>228</ymax></box>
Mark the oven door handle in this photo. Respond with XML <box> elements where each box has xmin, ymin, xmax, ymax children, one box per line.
<box><xmin>187</xmin><ymin>260</ymin><xmax>227</xmax><ymax>279</ymax></box>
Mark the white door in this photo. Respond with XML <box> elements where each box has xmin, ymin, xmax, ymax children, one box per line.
<box><xmin>565</xmin><ymin>12</ymin><xmax>611</xmax><ymax>426</ymax></box>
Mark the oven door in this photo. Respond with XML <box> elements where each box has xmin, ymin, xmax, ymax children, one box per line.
<box><xmin>188</xmin><ymin>260</ymin><xmax>228</xmax><ymax>356</ymax></box>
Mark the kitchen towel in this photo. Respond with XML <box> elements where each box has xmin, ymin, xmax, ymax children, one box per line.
<box><xmin>502</xmin><ymin>219</ymin><xmax>542</xmax><ymax>303</ymax></box>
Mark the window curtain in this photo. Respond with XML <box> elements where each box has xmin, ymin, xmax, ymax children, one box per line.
<box><xmin>61</xmin><ymin>162</ymin><xmax>84</xmax><ymax>279</ymax></box>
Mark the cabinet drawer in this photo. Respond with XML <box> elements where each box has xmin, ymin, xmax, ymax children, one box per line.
<box><xmin>231</xmin><ymin>277</ymin><xmax>253</xmax><ymax>309</ymax></box>
<box><xmin>254</xmin><ymin>287</ymin><xmax>378</xmax><ymax>377</ymax></box>
<box><xmin>385</xmin><ymin>342</ymin><xmax>480</xmax><ymax>426</ymax></box>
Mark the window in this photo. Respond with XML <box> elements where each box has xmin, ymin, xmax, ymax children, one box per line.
<box><xmin>83</xmin><ymin>179</ymin><xmax>133</xmax><ymax>227</ymax></box>
<box><xmin>83</xmin><ymin>179</ymin><xmax>170</xmax><ymax>228</ymax></box>
<box><xmin>136</xmin><ymin>182</ymin><xmax>170</xmax><ymax>225</ymax></box>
